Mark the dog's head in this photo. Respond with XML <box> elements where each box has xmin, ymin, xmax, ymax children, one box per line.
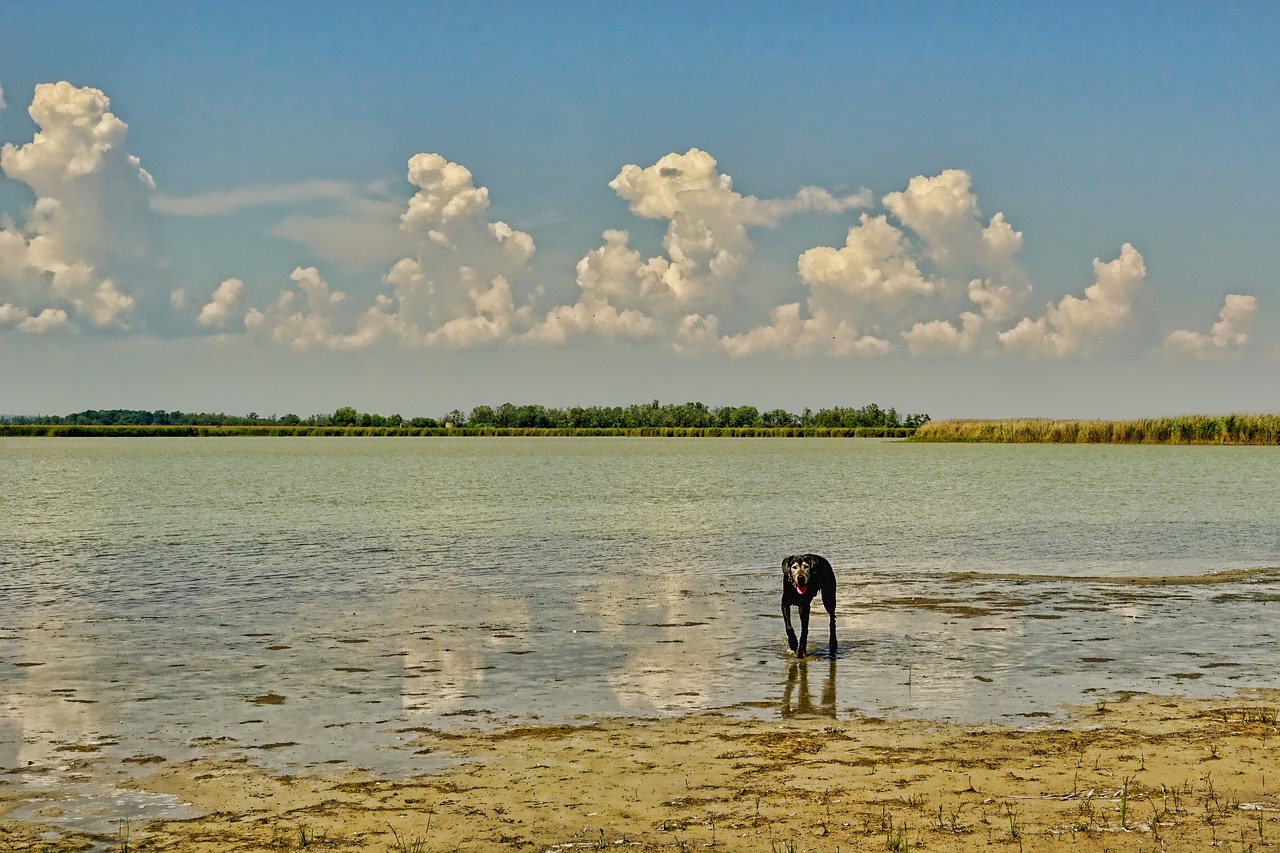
<box><xmin>784</xmin><ymin>555</ymin><xmax>816</xmax><ymax>596</ymax></box>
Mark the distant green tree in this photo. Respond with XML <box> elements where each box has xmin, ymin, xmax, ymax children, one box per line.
<box><xmin>332</xmin><ymin>406</ymin><xmax>359</xmax><ymax>426</ymax></box>
<box><xmin>715</xmin><ymin>405</ymin><xmax>761</xmax><ymax>428</ymax></box>
<box><xmin>762</xmin><ymin>408</ymin><xmax>798</xmax><ymax>427</ymax></box>
<box><xmin>469</xmin><ymin>405</ymin><xmax>497</xmax><ymax>426</ymax></box>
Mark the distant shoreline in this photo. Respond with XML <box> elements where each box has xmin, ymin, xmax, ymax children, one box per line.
<box><xmin>4</xmin><ymin>414</ymin><xmax>1279</xmax><ymax>443</ymax></box>
<box><xmin>0</xmin><ymin>424</ymin><xmax>915</xmax><ymax>438</ymax></box>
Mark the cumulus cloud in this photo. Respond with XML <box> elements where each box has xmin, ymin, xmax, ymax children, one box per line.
<box><xmin>1164</xmin><ymin>294</ymin><xmax>1258</xmax><ymax>358</ymax></box>
<box><xmin>0</xmin><ymin>81</ymin><xmax>172</xmax><ymax>333</ymax></box>
<box><xmin>197</xmin><ymin>278</ymin><xmax>248</xmax><ymax>330</ymax></box>
<box><xmin>401</xmin><ymin>153</ymin><xmax>491</xmax><ymax>230</ymax></box>
<box><xmin>245</xmin><ymin>266</ymin><xmax>354</xmax><ymax>350</ymax></box>
<box><xmin>724</xmin><ymin>169</ymin><xmax>1031</xmax><ymax>358</ymax></box>
<box><xmin>999</xmin><ymin>243</ymin><xmax>1148</xmax><ymax>358</ymax></box>
<box><xmin>903</xmin><ymin>276</ymin><xmax>1029</xmax><ymax>357</ymax></box>
<box><xmin>0</xmin><ymin>83</ymin><xmax>6</xmax><ymax>111</ymax></box>
<box><xmin>882</xmin><ymin>170</ymin><xmax>1022</xmax><ymax>275</ymax></box>
<box><xmin>718</xmin><ymin>302</ymin><xmax>891</xmax><ymax>358</ymax></box>
<box><xmin>798</xmin><ymin>214</ymin><xmax>933</xmax><ymax>300</ymax></box>
<box><xmin>243</xmin><ymin>152</ymin><xmax>539</xmax><ymax>350</ymax></box>
<box><xmin>364</xmin><ymin>153</ymin><xmax>536</xmax><ymax>346</ymax></box>
<box><xmin>0</xmin><ymin>86</ymin><xmax>1173</xmax><ymax>363</ymax></box>
<box><xmin>0</xmin><ymin>303</ymin><xmax>72</xmax><ymax>334</ymax></box>
<box><xmin>528</xmin><ymin>148</ymin><xmax>869</xmax><ymax>345</ymax></box>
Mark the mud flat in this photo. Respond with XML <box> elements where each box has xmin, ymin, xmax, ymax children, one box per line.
<box><xmin>4</xmin><ymin>692</ymin><xmax>1280</xmax><ymax>852</ymax></box>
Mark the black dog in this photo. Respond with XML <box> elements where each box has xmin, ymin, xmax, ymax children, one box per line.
<box><xmin>780</xmin><ymin>553</ymin><xmax>837</xmax><ymax>658</ymax></box>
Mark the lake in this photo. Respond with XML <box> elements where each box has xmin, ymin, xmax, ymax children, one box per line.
<box><xmin>3</xmin><ymin>436</ymin><xmax>1279</xmax><ymax>827</ymax></box>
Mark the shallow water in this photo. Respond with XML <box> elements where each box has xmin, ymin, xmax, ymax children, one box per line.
<box><xmin>3</xmin><ymin>437</ymin><xmax>1279</xmax><ymax>830</ymax></box>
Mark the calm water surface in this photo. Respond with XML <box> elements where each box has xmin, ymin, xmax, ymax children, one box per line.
<box><xmin>3</xmin><ymin>437</ymin><xmax>1279</xmax><ymax>829</ymax></box>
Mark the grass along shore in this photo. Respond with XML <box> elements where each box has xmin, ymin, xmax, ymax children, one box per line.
<box><xmin>913</xmin><ymin>413</ymin><xmax>1280</xmax><ymax>444</ymax></box>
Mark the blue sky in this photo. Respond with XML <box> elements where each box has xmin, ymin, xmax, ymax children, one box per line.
<box><xmin>1</xmin><ymin>2</ymin><xmax>1277</xmax><ymax>419</ymax></box>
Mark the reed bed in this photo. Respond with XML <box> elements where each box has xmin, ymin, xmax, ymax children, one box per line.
<box><xmin>913</xmin><ymin>414</ymin><xmax>1280</xmax><ymax>445</ymax></box>
<box><xmin>0</xmin><ymin>424</ymin><xmax>917</xmax><ymax>438</ymax></box>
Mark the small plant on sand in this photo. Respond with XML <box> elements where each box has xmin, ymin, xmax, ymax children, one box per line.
<box><xmin>936</xmin><ymin>803</ymin><xmax>971</xmax><ymax>834</ymax></box>
<box><xmin>388</xmin><ymin>820</ymin><xmax>430</xmax><ymax>853</ymax></box>
<box><xmin>1004</xmin><ymin>802</ymin><xmax>1022</xmax><ymax>842</ymax></box>
<box><xmin>885</xmin><ymin>817</ymin><xmax>910</xmax><ymax>852</ymax></box>
<box><xmin>296</xmin><ymin>823</ymin><xmax>326</xmax><ymax>847</ymax></box>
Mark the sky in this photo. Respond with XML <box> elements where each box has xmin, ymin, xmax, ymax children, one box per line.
<box><xmin>1</xmin><ymin>2</ymin><xmax>1278</xmax><ymax>420</ymax></box>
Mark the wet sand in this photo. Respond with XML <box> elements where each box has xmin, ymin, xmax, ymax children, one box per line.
<box><xmin>5</xmin><ymin>691</ymin><xmax>1280</xmax><ymax>852</ymax></box>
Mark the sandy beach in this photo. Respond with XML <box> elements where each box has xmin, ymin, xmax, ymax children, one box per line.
<box><xmin>5</xmin><ymin>691</ymin><xmax>1280</xmax><ymax>852</ymax></box>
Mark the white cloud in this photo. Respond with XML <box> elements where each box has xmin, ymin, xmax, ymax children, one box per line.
<box><xmin>153</xmin><ymin>180</ymin><xmax>356</xmax><ymax>217</ymax></box>
<box><xmin>903</xmin><ymin>276</ymin><xmax>1028</xmax><ymax>356</ymax></box>
<box><xmin>245</xmin><ymin>266</ymin><xmax>353</xmax><ymax>350</ymax></box>
<box><xmin>244</xmin><ymin>152</ymin><xmax>540</xmax><ymax>350</ymax></box>
<box><xmin>718</xmin><ymin>301</ymin><xmax>892</xmax><ymax>358</ymax></box>
<box><xmin>0</xmin><ymin>85</ymin><xmax>1174</xmax><ymax>365</ymax></box>
<box><xmin>21</xmin><ymin>307</ymin><xmax>73</xmax><ymax>334</ymax></box>
<box><xmin>725</xmin><ymin>169</ymin><xmax>1031</xmax><ymax>358</ymax></box>
<box><xmin>0</xmin><ymin>83</ymin><xmax>6</xmax><ymax>111</ymax></box>
<box><xmin>528</xmin><ymin>149</ymin><xmax>870</xmax><ymax>345</ymax></box>
<box><xmin>798</xmin><ymin>214</ymin><xmax>933</xmax><ymax>300</ymax></box>
<box><xmin>719</xmin><ymin>212</ymin><xmax>929</xmax><ymax>358</ymax></box>
<box><xmin>358</xmin><ymin>153</ymin><xmax>537</xmax><ymax>347</ymax></box>
<box><xmin>402</xmin><ymin>153</ymin><xmax>491</xmax><ymax>230</ymax></box>
<box><xmin>870</xmin><ymin>170</ymin><xmax>1031</xmax><ymax>357</ymax></box>
<box><xmin>0</xmin><ymin>303</ymin><xmax>72</xmax><ymax>334</ymax></box>
<box><xmin>525</xmin><ymin>229</ymin><xmax>665</xmax><ymax>344</ymax></box>
<box><xmin>999</xmin><ymin>243</ymin><xmax>1148</xmax><ymax>358</ymax></box>
<box><xmin>0</xmin><ymin>81</ymin><xmax>169</xmax><ymax>333</ymax></box>
<box><xmin>425</xmin><ymin>275</ymin><xmax>532</xmax><ymax>348</ymax></box>
<box><xmin>197</xmin><ymin>278</ymin><xmax>248</xmax><ymax>330</ymax></box>
<box><xmin>1164</xmin><ymin>294</ymin><xmax>1258</xmax><ymax>358</ymax></box>
<box><xmin>882</xmin><ymin>170</ymin><xmax>1022</xmax><ymax>275</ymax></box>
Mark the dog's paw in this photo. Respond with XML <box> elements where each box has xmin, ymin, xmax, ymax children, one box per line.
<box><xmin>786</xmin><ymin>630</ymin><xmax>798</xmax><ymax>652</ymax></box>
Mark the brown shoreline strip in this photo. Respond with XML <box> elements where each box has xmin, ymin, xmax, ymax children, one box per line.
<box><xmin>5</xmin><ymin>692</ymin><xmax>1280</xmax><ymax>852</ymax></box>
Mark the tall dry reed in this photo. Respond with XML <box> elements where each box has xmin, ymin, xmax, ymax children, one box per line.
<box><xmin>912</xmin><ymin>414</ymin><xmax>1280</xmax><ymax>444</ymax></box>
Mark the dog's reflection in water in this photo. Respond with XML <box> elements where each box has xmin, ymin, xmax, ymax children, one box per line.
<box><xmin>781</xmin><ymin>656</ymin><xmax>837</xmax><ymax>719</ymax></box>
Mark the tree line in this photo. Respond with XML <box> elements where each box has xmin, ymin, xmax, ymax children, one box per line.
<box><xmin>5</xmin><ymin>402</ymin><xmax>930</xmax><ymax>431</ymax></box>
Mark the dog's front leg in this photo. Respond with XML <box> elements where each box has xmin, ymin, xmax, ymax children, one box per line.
<box><xmin>782</xmin><ymin>601</ymin><xmax>798</xmax><ymax>652</ymax></box>
<box><xmin>796</xmin><ymin>601</ymin><xmax>811</xmax><ymax>657</ymax></box>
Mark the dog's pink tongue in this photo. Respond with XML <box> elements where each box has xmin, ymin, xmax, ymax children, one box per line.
<box><xmin>795</xmin><ymin>583</ymin><xmax>807</xmax><ymax>595</ymax></box>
